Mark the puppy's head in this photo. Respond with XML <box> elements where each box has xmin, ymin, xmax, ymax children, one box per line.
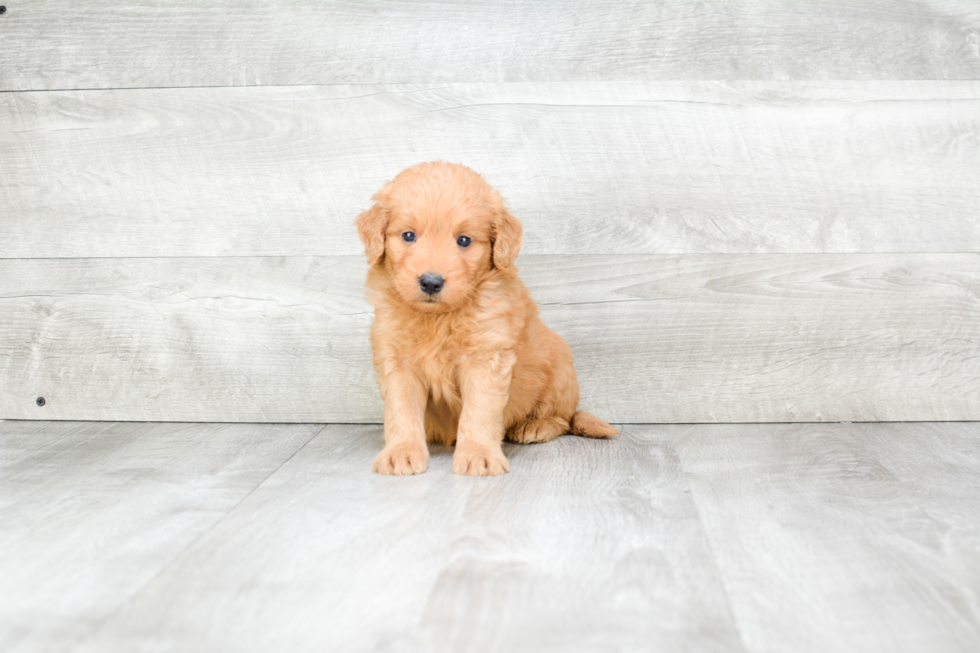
<box><xmin>355</xmin><ymin>162</ymin><xmax>522</xmax><ymax>313</ymax></box>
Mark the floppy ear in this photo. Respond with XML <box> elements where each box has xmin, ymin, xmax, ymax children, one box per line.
<box><xmin>491</xmin><ymin>205</ymin><xmax>523</xmax><ymax>270</ymax></box>
<box><xmin>354</xmin><ymin>201</ymin><xmax>388</xmax><ymax>266</ymax></box>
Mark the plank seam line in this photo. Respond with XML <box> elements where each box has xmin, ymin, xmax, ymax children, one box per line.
<box><xmin>0</xmin><ymin>83</ymin><xmax>377</xmax><ymax>94</ymax></box>
<box><xmin>2</xmin><ymin>252</ymin><xmax>979</xmax><ymax>262</ymax></box>
<box><xmin>67</xmin><ymin>423</ymin><xmax>329</xmax><ymax>650</ymax></box>
<box><xmin>666</xmin><ymin>425</ymin><xmax>750</xmax><ymax>653</ymax></box>
<box><xmin>5</xmin><ymin>88</ymin><xmax>980</xmax><ymax>108</ymax></box>
<box><xmin>621</xmin><ymin>420</ymin><xmax>980</xmax><ymax>426</ymax></box>
<box><xmin>0</xmin><ymin>255</ymin><xmax>361</xmax><ymax>262</ymax></box>
<box><xmin>0</xmin><ymin>83</ymin><xmax>465</xmax><ymax>94</ymax></box>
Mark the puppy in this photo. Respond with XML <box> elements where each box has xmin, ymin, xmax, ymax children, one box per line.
<box><xmin>355</xmin><ymin>162</ymin><xmax>617</xmax><ymax>476</ymax></box>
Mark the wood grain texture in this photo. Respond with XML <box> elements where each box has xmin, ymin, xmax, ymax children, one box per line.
<box><xmin>67</xmin><ymin>423</ymin><xmax>741</xmax><ymax>653</ymax></box>
<box><xmin>1</xmin><ymin>1</ymin><xmax>979</xmax><ymax>91</ymax></box>
<box><xmin>0</xmin><ymin>420</ymin><xmax>322</xmax><ymax>653</ymax></box>
<box><xmin>3</xmin><ymin>82</ymin><xmax>980</xmax><ymax>258</ymax></box>
<box><xmin>862</xmin><ymin>422</ymin><xmax>980</xmax><ymax>557</ymax></box>
<box><xmin>6</xmin><ymin>421</ymin><xmax>979</xmax><ymax>652</ymax></box>
<box><xmin>0</xmin><ymin>257</ymin><xmax>382</xmax><ymax>422</ymax></box>
<box><xmin>669</xmin><ymin>422</ymin><xmax>980</xmax><ymax>653</ymax></box>
<box><xmin>1</xmin><ymin>253</ymin><xmax>977</xmax><ymax>423</ymax></box>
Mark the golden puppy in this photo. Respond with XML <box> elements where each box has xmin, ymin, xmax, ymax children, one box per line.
<box><xmin>355</xmin><ymin>162</ymin><xmax>617</xmax><ymax>476</ymax></box>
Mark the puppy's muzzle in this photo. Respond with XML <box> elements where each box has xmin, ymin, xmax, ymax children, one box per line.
<box><xmin>419</xmin><ymin>273</ymin><xmax>445</xmax><ymax>296</ymax></box>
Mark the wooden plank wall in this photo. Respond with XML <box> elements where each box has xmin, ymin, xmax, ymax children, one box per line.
<box><xmin>1</xmin><ymin>1</ymin><xmax>978</xmax><ymax>422</ymax></box>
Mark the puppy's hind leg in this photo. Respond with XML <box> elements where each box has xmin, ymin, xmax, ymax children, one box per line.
<box><xmin>506</xmin><ymin>416</ymin><xmax>570</xmax><ymax>444</ymax></box>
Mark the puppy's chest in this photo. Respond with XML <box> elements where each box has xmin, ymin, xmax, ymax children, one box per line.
<box><xmin>411</xmin><ymin>327</ymin><xmax>468</xmax><ymax>378</ymax></box>
<box><xmin>384</xmin><ymin>329</ymin><xmax>468</xmax><ymax>408</ymax></box>
<box><xmin>389</xmin><ymin>319</ymin><xmax>487</xmax><ymax>403</ymax></box>
<box><xmin>419</xmin><ymin>354</ymin><xmax>463</xmax><ymax>407</ymax></box>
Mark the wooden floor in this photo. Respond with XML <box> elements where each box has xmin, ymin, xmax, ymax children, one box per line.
<box><xmin>2</xmin><ymin>421</ymin><xmax>978</xmax><ymax>652</ymax></box>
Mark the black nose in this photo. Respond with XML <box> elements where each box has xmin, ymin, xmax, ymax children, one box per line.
<box><xmin>419</xmin><ymin>273</ymin><xmax>444</xmax><ymax>295</ymax></box>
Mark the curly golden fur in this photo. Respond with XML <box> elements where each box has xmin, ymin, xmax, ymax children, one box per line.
<box><xmin>355</xmin><ymin>162</ymin><xmax>617</xmax><ymax>476</ymax></box>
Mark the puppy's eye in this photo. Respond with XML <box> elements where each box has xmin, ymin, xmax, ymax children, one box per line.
<box><xmin>402</xmin><ymin>232</ymin><xmax>416</xmax><ymax>243</ymax></box>
<box><xmin>456</xmin><ymin>235</ymin><xmax>472</xmax><ymax>248</ymax></box>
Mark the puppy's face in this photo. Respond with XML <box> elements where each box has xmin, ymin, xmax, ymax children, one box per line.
<box><xmin>384</xmin><ymin>190</ymin><xmax>492</xmax><ymax>312</ymax></box>
<box><xmin>355</xmin><ymin>163</ymin><xmax>523</xmax><ymax>313</ymax></box>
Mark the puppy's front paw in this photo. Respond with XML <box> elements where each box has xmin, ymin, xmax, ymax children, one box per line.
<box><xmin>372</xmin><ymin>442</ymin><xmax>429</xmax><ymax>476</ymax></box>
<box><xmin>453</xmin><ymin>444</ymin><xmax>509</xmax><ymax>477</ymax></box>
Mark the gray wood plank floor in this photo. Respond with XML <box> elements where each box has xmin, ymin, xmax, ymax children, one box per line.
<box><xmin>0</xmin><ymin>421</ymin><xmax>324</xmax><ymax>653</ymax></box>
<box><xmin>2</xmin><ymin>420</ymin><xmax>978</xmax><ymax>652</ymax></box>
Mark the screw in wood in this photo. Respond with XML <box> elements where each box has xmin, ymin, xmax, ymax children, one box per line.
<box><xmin>0</xmin><ymin>7</ymin><xmax>7</xmax><ymax>15</ymax></box>
<box><xmin>36</xmin><ymin>397</ymin><xmax>45</xmax><ymax>406</ymax></box>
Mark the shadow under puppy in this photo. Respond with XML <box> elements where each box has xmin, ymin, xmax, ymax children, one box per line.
<box><xmin>355</xmin><ymin>162</ymin><xmax>617</xmax><ymax>477</ymax></box>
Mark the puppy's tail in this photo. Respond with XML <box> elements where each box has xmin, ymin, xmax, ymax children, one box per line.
<box><xmin>569</xmin><ymin>411</ymin><xmax>619</xmax><ymax>438</ymax></box>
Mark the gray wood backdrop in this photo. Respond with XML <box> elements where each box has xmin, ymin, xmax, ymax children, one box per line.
<box><xmin>1</xmin><ymin>1</ymin><xmax>978</xmax><ymax>423</ymax></box>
